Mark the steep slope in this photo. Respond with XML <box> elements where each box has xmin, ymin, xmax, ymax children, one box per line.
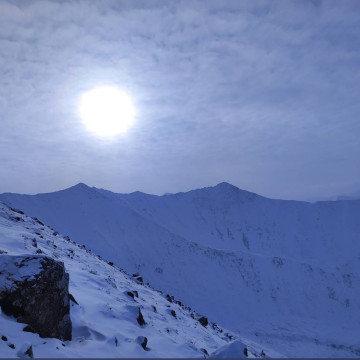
<box><xmin>0</xmin><ymin>183</ymin><xmax>359</xmax><ymax>357</ymax></box>
<box><xmin>0</xmin><ymin>202</ymin><xmax>268</xmax><ymax>358</ymax></box>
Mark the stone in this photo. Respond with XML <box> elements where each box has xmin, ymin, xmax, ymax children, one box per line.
<box><xmin>198</xmin><ymin>316</ymin><xmax>208</xmax><ymax>327</ymax></box>
<box><xmin>136</xmin><ymin>308</ymin><xmax>146</xmax><ymax>326</ymax></box>
<box><xmin>25</xmin><ymin>345</ymin><xmax>34</xmax><ymax>358</ymax></box>
<box><xmin>126</xmin><ymin>290</ymin><xmax>139</xmax><ymax>300</ymax></box>
<box><xmin>69</xmin><ymin>293</ymin><xmax>79</xmax><ymax>305</ymax></box>
<box><xmin>127</xmin><ymin>291</ymin><xmax>135</xmax><ymax>299</ymax></box>
<box><xmin>0</xmin><ymin>255</ymin><xmax>72</xmax><ymax>341</ymax></box>
<box><xmin>136</xmin><ymin>336</ymin><xmax>148</xmax><ymax>350</ymax></box>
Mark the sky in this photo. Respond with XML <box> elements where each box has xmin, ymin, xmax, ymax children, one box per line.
<box><xmin>1</xmin><ymin>0</ymin><xmax>359</xmax><ymax>201</ymax></box>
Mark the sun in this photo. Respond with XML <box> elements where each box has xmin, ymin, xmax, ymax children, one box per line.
<box><xmin>79</xmin><ymin>86</ymin><xmax>135</xmax><ymax>137</ymax></box>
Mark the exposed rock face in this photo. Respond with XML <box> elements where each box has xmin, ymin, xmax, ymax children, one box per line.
<box><xmin>0</xmin><ymin>255</ymin><xmax>72</xmax><ymax>340</ymax></box>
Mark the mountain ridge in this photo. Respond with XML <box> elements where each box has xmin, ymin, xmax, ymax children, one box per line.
<box><xmin>1</xmin><ymin>202</ymin><xmax>260</xmax><ymax>358</ymax></box>
<box><xmin>0</xmin><ymin>183</ymin><xmax>359</xmax><ymax>357</ymax></box>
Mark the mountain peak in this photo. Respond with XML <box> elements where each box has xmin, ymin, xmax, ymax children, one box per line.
<box><xmin>215</xmin><ymin>182</ymin><xmax>239</xmax><ymax>190</ymax></box>
<box><xmin>72</xmin><ymin>182</ymin><xmax>91</xmax><ymax>189</ymax></box>
<box><xmin>61</xmin><ymin>183</ymin><xmax>94</xmax><ymax>195</ymax></box>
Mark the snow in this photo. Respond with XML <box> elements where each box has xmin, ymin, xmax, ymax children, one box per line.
<box><xmin>1</xmin><ymin>182</ymin><xmax>359</xmax><ymax>357</ymax></box>
<box><xmin>0</xmin><ymin>255</ymin><xmax>43</xmax><ymax>288</ymax></box>
<box><xmin>210</xmin><ymin>340</ymin><xmax>248</xmax><ymax>359</ymax></box>
<box><xmin>0</xmin><ymin>202</ymin><xmax>267</xmax><ymax>358</ymax></box>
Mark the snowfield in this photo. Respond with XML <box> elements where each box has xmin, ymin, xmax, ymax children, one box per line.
<box><xmin>0</xmin><ymin>182</ymin><xmax>359</xmax><ymax>357</ymax></box>
<box><xmin>0</xmin><ymin>203</ymin><xmax>270</xmax><ymax>358</ymax></box>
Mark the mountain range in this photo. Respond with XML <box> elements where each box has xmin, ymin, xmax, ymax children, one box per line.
<box><xmin>0</xmin><ymin>182</ymin><xmax>359</xmax><ymax>357</ymax></box>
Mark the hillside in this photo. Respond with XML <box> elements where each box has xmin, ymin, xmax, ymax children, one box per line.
<box><xmin>0</xmin><ymin>202</ymin><xmax>271</xmax><ymax>358</ymax></box>
<box><xmin>0</xmin><ymin>183</ymin><xmax>359</xmax><ymax>357</ymax></box>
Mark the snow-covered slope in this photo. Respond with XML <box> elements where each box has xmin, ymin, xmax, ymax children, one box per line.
<box><xmin>1</xmin><ymin>183</ymin><xmax>359</xmax><ymax>357</ymax></box>
<box><xmin>0</xmin><ymin>202</ymin><xmax>269</xmax><ymax>358</ymax></box>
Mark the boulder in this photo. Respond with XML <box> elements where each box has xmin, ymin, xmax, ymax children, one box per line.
<box><xmin>0</xmin><ymin>255</ymin><xmax>72</xmax><ymax>340</ymax></box>
<box><xmin>198</xmin><ymin>316</ymin><xmax>208</xmax><ymax>327</ymax></box>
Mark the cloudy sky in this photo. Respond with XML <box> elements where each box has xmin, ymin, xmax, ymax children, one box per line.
<box><xmin>1</xmin><ymin>0</ymin><xmax>359</xmax><ymax>200</ymax></box>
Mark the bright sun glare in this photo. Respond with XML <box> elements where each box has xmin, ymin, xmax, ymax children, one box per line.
<box><xmin>79</xmin><ymin>86</ymin><xmax>135</xmax><ymax>137</ymax></box>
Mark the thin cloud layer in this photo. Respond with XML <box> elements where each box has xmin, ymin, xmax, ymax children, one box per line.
<box><xmin>0</xmin><ymin>0</ymin><xmax>359</xmax><ymax>200</ymax></box>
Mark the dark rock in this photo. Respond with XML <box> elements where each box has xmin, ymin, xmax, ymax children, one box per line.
<box><xmin>201</xmin><ymin>348</ymin><xmax>208</xmax><ymax>355</ymax></box>
<box><xmin>126</xmin><ymin>290</ymin><xmax>139</xmax><ymax>300</ymax></box>
<box><xmin>171</xmin><ymin>309</ymin><xmax>177</xmax><ymax>318</ymax></box>
<box><xmin>115</xmin><ymin>336</ymin><xmax>118</xmax><ymax>347</ymax></box>
<box><xmin>36</xmin><ymin>249</ymin><xmax>43</xmax><ymax>254</ymax></box>
<box><xmin>137</xmin><ymin>308</ymin><xmax>146</xmax><ymax>326</ymax></box>
<box><xmin>0</xmin><ymin>255</ymin><xmax>72</xmax><ymax>341</ymax></box>
<box><xmin>166</xmin><ymin>294</ymin><xmax>173</xmax><ymax>303</ymax></box>
<box><xmin>9</xmin><ymin>344</ymin><xmax>15</xmax><ymax>349</ymax></box>
<box><xmin>23</xmin><ymin>325</ymin><xmax>36</xmax><ymax>333</ymax></box>
<box><xmin>11</xmin><ymin>208</ymin><xmax>24</xmax><ymax>215</ymax></box>
<box><xmin>198</xmin><ymin>316</ymin><xmax>208</xmax><ymax>327</ymax></box>
<box><xmin>127</xmin><ymin>291</ymin><xmax>135</xmax><ymax>299</ymax></box>
<box><xmin>152</xmin><ymin>305</ymin><xmax>157</xmax><ymax>313</ymax></box>
<box><xmin>31</xmin><ymin>239</ymin><xmax>38</xmax><ymax>248</ymax></box>
<box><xmin>69</xmin><ymin>293</ymin><xmax>79</xmax><ymax>305</ymax></box>
<box><xmin>243</xmin><ymin>347</ymin><xmax>248</xmax><ymax>357</ymax></box>
<box><xmin>136</xmin><ymin>336</ymin><xmax>148</xmax><ymax>350</ymax></box>
<box><xmin>108</xmin><ymin>261</ymin><xmax>114</xmax><ymax>266</ymax></box>
<box><xmin>33</xmin><ymin>217</ymin><xmax>44</xmax><ymax>226</ymax></box>
<box><xmin>1</xmin><ymin>335</ymin><xmax>7</xmax><ymax>341</ymax></box>
<box><xmin>136</xmin><ymin>276</ymin><xmax>143</xmax><ymax>283</ymax></box>
<box><xmin>25</xmin><ymin>345</ymin><xmax>34</xmax><ymax>358</ymax></box>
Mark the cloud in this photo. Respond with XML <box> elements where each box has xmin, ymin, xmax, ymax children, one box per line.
<box><xmin>0</xmin><ymin>0</ymin><xmax>359</xmax><ymax>199</ymax></box>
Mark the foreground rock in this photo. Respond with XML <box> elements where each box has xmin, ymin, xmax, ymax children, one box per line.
<box><xmin>0</xmin><ymin>255</ymin><xmax>71</xmax><ymax>340</ymax></box>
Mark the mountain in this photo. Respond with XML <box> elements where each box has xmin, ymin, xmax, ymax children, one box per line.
<box><xmin>0</xmin><ymin>202</ymin><xmax>268</xmax><ymax>358</ymax></box>
<box><xmin>336</xmin><ymin>193</ymin><xmax>360</xmax><ymax>201</ymax></box>
<box><xmin>0</xmin><ymin>182</ymin><xmax>359</xmax><ymax>357</ymax></box>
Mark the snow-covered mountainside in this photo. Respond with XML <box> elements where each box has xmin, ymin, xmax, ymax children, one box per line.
<box><xmin>1</xmin><ymin>182</ymin><xmax>359</xmax><ymax>357</ymax></box>
<box><xmin>0</xmin><ymin>202</ymin><xmax>268</xmax><ymax>358</ymax></box>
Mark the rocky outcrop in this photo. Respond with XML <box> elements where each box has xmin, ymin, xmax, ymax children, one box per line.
<box><xmin>198</xmin><ymin>316</ymin><xmax>208</xmax><ymax>327</ymax></box>
<box><xmin>0</xmin><ymin>255</ymin><xmax>72</xmax><ymax>340</ymax></box>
